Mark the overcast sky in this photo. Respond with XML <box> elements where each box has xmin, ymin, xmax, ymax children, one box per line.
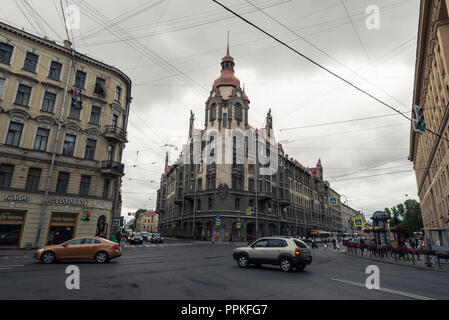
<box><xmin>1</xmin><ymin>0</ymin><xmax>421</xmax><ymax>222</ymax></box>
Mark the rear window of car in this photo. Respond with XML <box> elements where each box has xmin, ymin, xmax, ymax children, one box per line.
<box><xmin>294</xmin><ymin>239</ymin><xmax>308</xmax><ymax>248</ymax></box>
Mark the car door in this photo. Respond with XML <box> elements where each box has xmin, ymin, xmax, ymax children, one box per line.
<box><xmin>265</xmin><ymin>239</ymin><xmax>286</xmax><ymax>264</ymax></box>
<box><xmin>80</xmin><ymin>238</ymin><xmax>101</xmax><ymax>259</ymax></box>
<box><xmin>58</xmin><ymin>238</ymin><xmax>84</xmax><ymax>260</ymax></box>
<box><xmin>249</xmin><ymin>239</ymin><xmax>268</xmax><ymax>263</ymax></box>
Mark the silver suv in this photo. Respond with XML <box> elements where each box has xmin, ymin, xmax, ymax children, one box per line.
<box><xmin>233</xmin><ymin>237</ymin><xmax>312</xmax><ymax>272</ymax></box>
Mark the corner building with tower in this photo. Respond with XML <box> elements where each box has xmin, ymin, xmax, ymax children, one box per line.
<box><xmin>156</xmin><ymin>44</ymin><xmax>353</xmax><ymax>241</ymax></box>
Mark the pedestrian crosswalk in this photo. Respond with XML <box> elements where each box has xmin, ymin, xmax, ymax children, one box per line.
<box><xmin>0</xmin><ymin>255</ymin><xmax>34</xmax><ymax>272</ymax></box>
<box><xmin>124</xmin><ymin>242</ymin><xmax>198</xmax><ymax>248</ymax></box>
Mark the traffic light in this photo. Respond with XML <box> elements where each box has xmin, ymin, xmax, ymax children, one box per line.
<box><xmin>413</xmin><ymin>104</ymin><xmax>426</xmax><ymax>133</ymax></box>
<box><xmin>82</xmin><ymin>208</ymin><xmax>90</xmax><ymax>221</ymax></box>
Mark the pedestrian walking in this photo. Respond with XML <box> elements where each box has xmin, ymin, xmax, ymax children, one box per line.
<box><xmin>53</xmin><ymin>232</ymin><xmax>60</xmax><ymax>245</ymax></box>
<box><xmin>331</xmin><ymin>238</ymin><xmax>337</xmax><ymax>250</ymax></box>
<box><xmin>116</xmin><ymin>231</ymin><xmax>121</xmax><ymax>244</ymax></box>
<box><xmin>229</xmin><ymin>234</ymin><xmax>233</xmax><ymax>244</ymax></box>
<box><xmin>312</xmin><ymin>238</ymin><xmax>318</xmax><ymax>249</ymax></box>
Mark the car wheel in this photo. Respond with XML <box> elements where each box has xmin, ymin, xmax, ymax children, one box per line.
<box><xmin>41</xmin><ymin>251</ymin><xmax>55</xmax><ymax>264</ymax></box>
<box><xmin>296</xmin><ymin>264</ymin><xmax>306</xmax><ymax>271</ymax></box>
<box><xmin>279</xmin><ymin>258</ymin><xmax>292</xmax><ymax>272</ymax></box>
<box><xmin>237</xmin><ymin>255</ymin><xmax>249</xmax><ymax>268</ymax></box>
<box><xmin>95</xmin><ymin>251</ymin><xmax>109</xmax><ymax>263</ymax></box>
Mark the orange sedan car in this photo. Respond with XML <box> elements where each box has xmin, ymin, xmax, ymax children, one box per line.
<box><xmin>35</xmin><ymin>237</ymin><xmax>121</xmax><ymax>264</ymax></box>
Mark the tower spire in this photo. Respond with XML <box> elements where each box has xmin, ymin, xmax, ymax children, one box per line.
<box><xmin>227</xmin><ymin>30</ymin><xmax>230</xmax><ymax>55</ymax></box>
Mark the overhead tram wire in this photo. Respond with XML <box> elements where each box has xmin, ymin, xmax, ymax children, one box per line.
<box><xmin>212</xmin><ymin>0</ymin><xmax>449</xmax><ymax>144</ymax></box>
<box><xmin>75</xmin><ymin>0</ymin><xmax>209</xmax><ymax>96</ymax></box>
<box><xmin>77</xmin><ymin>0</ymin><xmax>291</xmax><ymax>45</ymax></box>
<box><xmin>243</xmin><ymin>0</ymin><xmax>413</xmax><ymax>113</ymax></box>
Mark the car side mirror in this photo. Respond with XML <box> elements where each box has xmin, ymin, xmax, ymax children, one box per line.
<box><xmin>62</xmin><ymin>243</ymin><xmax>67</xmax><ymax>247</ymax></box>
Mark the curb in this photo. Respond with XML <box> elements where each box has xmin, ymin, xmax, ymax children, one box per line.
<box><xmin>343</xmin><ymin>251</ymin><xmax>449</xmax><ymax>273</ymax></box>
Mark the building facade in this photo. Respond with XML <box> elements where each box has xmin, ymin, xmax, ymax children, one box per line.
<box><xmin>410</xmin><ymin>0</ymin><xmax>449</xmax><ymax>229</ymax></box>
<box><xmin>0</xmin><ymin>22</ymin><xmax>132</xmax><ymax>248</ymax></box>
<box><xmin>136</xmin><ymin>210</ymin><xmax>158</xmax><ymax>232</ymax></box>
<box><xmin>156</xmin><ymin>45</ymin><xmax>354</xmax><ymax>241</ymax></box>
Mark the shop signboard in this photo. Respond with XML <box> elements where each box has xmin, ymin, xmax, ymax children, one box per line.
<box><xmin>0</xmin><ymin>211</ymin><xmax>25</xmax><ymax>222</ymax></box>
<box><xmin>51</xmin><ymin>213</ymin><xmax>76</xmax><ymax>224</ymax></box>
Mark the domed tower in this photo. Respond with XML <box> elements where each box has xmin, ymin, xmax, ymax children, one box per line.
<box><xmin>205</xmin><ymin>38</ymin><xmax>249</xmax><ymax>131</ymax></box>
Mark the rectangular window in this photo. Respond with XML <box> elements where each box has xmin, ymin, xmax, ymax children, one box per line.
<box><xmin>208</xmin><ymin>198</ymin><xmax>213</xmax><ymax>210</ymax></box>
<box><xmin>223</xmin><ymin>113</ymin><xmax>227</xmax><ymax>127</ymax></box>
<box><xmin>56</xmin><ymin>172</ymin><xmax>70</xmax><ymax>193</ymax></box>
<box><xmin>0</xmin><ymin>78</ymin><xmax>5</xmax><ymax>97</ymax></box>
<box><xmin>23</xmin><ymin>52</ymin><xmax>38</xmax><ymax>73</ymax></box>
<box><xmin>197</xmin><ymin>178</ymin><xmax>202</xmax><ymax>191</ymax></box>
<box><xmin>15</xmin><ymin>84</ymin><xmax>31</xmax><ymax>106</ymax></box>
<box><xmin>84</xmin><ymin>138</ymin><xmax>97</xmax><ymax>160</ymax></box>
<box><xmin>0</xmin><ymin>42</ymin><xmax>13</xmax><ymax>64</ymax></box>
<box><xmin>103</xmin><ymin>179</ymin><xmax>110</xmax><ymax>199</ymax></box>
<box><xmin>248</xmin><ymin>178</ymin><xmax>254</xmax><ymax>192</ymax></box>
<box><xmin>89</xmin><ymin>106</ymin><xmax>101</xmax><ymax>124</ymax></box>
<box><xmin>62</xmin><ymin>134</ymin><xmax>76</xmax><ymax>156</ymax></box>
<box><xmin>94</xmin><ymin>77</ymin><xmax>106</xmax><ymax>96</ymax></box>
<box><xmin>75</xmin><ymin>70</ymin><xmax>86</xmax><ymax>89</ymax></box>
<box><xmin>114</xmin><ymin>86</ymin><xmax>121</xmax><ymax>102</ymax></box>
<box><xmin>197</xmin><ymin>199</ymin><xmax>201</xmax><ymax>210</ymax></box>
<box><xmin>25</xmin><ymin>168</ymin><xmax>41</xmax><ymax>191</ymax></box>
<box><xmin>79</xmin><ymin>175</ymin><xmax>91</xmax><ymax>196</ymax></box>
<box><xmin>41</xmin><ymin>91</ymin><xmax>56</xmax><ymax>113</ymax></box>
<box><xmin>235</xmin><ymin>198</ymin><xmax>240</xmax><ymax>210</ymax></box>
<box><xmin>48</xmin><ymin>61</ymin><xmax>62</xmax><ymax>81</ymax></box>
<box><xmin>34</xmin><ymin>128</ymin><xmax>50</xmax><ymax>151</ymax></box>
<box><xmin>0</xmin><ymin>164</ymin><xmax>14</xmax><ymax>187</ymax></box>
<box><xmin>6</xmin><ymin>122</ymin><xmax>23</xmax><ymax>147</ymax></box>
<box><xmin>69</xmin><ymin>98</ymin><xmax>81</xmax><ymax>119</ymax></box>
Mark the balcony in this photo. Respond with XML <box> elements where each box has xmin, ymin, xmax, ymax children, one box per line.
<box><xmin>279</xmin><ymin>190</ymin><xmax>290</xmax><ymax>207</ymax></box>
<box><xmin>105</xmin><ymin>125</ymin><xmax>127</xmax><ymax>143</ymax></box>
<box><xmin>174</xmin><ymin>193</ymin><xmax>183</xmax><ymax>204</ymax></box>
<box><xmin>232</xmin><ymin>164</ymin><xmax>244</xmax><ymax>174</ymax></box>
<box><xmin>101</xmin><ymin>161</ymin><xmax>124</xmax><ymax>176</ymax></box>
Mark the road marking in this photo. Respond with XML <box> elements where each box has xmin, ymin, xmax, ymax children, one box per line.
<box><xmin>330</xmin><ymin>278</ymin><xmax>436</xmax><ymax>300</ymax></box>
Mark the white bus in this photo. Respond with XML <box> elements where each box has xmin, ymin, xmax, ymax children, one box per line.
<box><xmin>311</xmin><ymin>230</ymin><xmax>332</xmax><ymax>243</ymax></box>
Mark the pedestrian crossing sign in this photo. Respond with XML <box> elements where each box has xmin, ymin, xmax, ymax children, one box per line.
<box><xmin>215</xmin><ymin>218</ymin><xmax>220</xmax><ymax>226</ymax></box>
<box><xmin>112</xmin><ymin>219</ymin><xmax>120</xmax><ymax>227</ymax></box>
<box><xmin>246</xmin><ymin>208</ymin><xmax>253</xmax><ymax>215</ymax></box>
<box><xmin>354</xmin><ymin>217</ymin><xmax>364</xmax><ymax>227</ymax></box>
<box><xmin>329</xmin><ymin>197</ymin><xmax>338</xmax><ymax>205</ymax></box>
<box><xmin>236</xmin><ymin>222</ymin><xmax>241</xmax><ymax>229</ymax></box>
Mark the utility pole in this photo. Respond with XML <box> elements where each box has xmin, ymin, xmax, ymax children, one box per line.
<box><xmin>35</xmin><ymin>43</ymin><xmax>74</xmax><ymax>248</ymax></box>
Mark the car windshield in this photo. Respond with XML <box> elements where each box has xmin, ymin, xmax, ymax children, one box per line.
<box><xmin>134</xmin><ymin>233</ymin><xmax>141</xmax><ymax>236</ymax></box>
<box><xmin>154</xmin><ymin>233</ymin><xmax>161</xmax><ymax>237</ymax></box>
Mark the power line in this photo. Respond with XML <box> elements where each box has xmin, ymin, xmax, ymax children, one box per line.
<box><xmin>278</xmin><ymin>113</ymin><xmax>401</xmax><ymax>131</ymax></box>
<box><xmin>212</xmin><ymin>0</ymin><xmax>449</xmax><ymax>144</ymax></box>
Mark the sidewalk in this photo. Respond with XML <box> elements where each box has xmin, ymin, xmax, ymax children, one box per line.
<box><xmin>342</xmin><ymin>248</ymin><xmax>449</xmax><ymax>273</ymax></box>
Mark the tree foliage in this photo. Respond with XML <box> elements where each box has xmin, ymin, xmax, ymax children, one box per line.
<box><xmin>385</xmin><ymin>199</ymin><xmax>423</xmax><ymax>237</ymax></box>
<box><xmin>131</xmin><ymin>208</ymin><xmax>147</xmax><ymax>231</ymax></box>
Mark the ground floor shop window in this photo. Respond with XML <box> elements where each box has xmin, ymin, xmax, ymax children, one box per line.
<box><xmin>46</xmin><ymin>212</ymin><xmax>77</xmax><ymax>245</ymax></box>
<box><xmin>0</xmin><ymin>211</ymin><xmax>25</xmax><ymax>247</ymax></box>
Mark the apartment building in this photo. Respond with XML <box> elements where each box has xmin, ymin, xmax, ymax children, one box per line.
<box><xmin>0</xmin><ymin>22</ymin><xmax>132</xmax><ymax>248</ymax></box>
<box><xmin>410</xmin><ymin>0</ymin><xmax>449</xmax><ymax>229</ymax></box>
<box><xmin>156</xmin><ymin>45</ymin><xmax>354</xmax><ymax>241</ymax></box>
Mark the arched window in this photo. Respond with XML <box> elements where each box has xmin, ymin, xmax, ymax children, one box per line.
<box><xmin>210</xmin><ymin>103</ymin><xmax>216</xmax><ymax>121</ymax></box>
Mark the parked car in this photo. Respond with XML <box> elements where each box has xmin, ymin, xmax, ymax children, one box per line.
<box><xmin>150</xmin><ymin>233</ymin><xmax>164</xmax><ymax>243</ymax></box>
<box><xmin>35</xmin><ymin>237</ymin><xmax>121</xmax><ymax>264</ymax></box>
<box><xmin>130</xmin><ymin>233</ymin><xmax>144</xmax><ymax>244</ymax></box>
<box><xmin>233</xmin><ymin>237</ymin><xmax>312</xmax><ymax>272</ymax></box>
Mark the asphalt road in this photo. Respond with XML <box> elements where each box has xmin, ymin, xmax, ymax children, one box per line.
<box><xmin>0</xmin><ymin>238</ymin><xmax>448</xmax><ymax>300</ymax></box>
